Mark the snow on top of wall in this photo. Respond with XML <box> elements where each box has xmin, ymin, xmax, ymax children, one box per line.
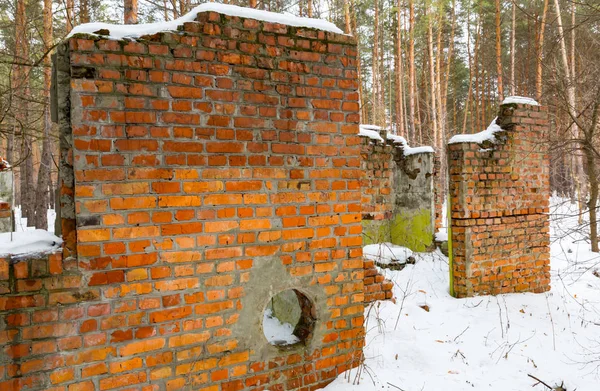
<box><xmin>68</xmin><ymin>3</ymin><xmax>344</xmax><ymax>40</ymax></box>
<box><xmin>502</xmin><ymin>96</ymin><xmax>539</xmax><ymax>106</ymax></box>
<box><xmin>448</xmin><ymin>117</ymin><xmax>503</xmax><ymax>145</ymax></box>
<box><xmin>358</xmin><ymin>125</ymin><xmax>434</xmax><ymax>155</ymax></box>
<box><xmin>386</xmin><ymin>133</ymin><xmax>435</xmax><ymax>156</ymax></box>
<box><xmin>0</xmin><ymin>230</ymin><xmax>62</xmax><ymax>257</ymax></box>
<box><xmin>358</xmin><ymin>124</ymin><xmax>385</xmax><ymax>142</ymax></box>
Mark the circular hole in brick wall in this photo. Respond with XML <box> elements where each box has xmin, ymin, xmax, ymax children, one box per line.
<box><xmin>262</xmin><ymin>289</ymin><xmax>316</xmax><ymax>347</ymax></box>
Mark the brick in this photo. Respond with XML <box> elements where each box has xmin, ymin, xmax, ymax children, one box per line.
<box><xmin>42</xmin><ymin>13</ymin><xmax>368</xmax><ymax>391</ymax></box>
<box><xmin>119</xmin><ymin>338</ymin><xmax>165</xmax><ymax>356</ymax></box>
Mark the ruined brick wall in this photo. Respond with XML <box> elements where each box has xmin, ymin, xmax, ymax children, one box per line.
<box><xmin>360</xmin><ymin>134</ymin><xmax>435</xmax><ymax>252</ymax></box>
<box><xmin>0</xmin><ymin>251</ymin><xmax>79</xmax><ymax>391</ymax></box>
<box><xmin>448</xmin><ymin>101</ymin><xmax>551</xmax><ymax>298</ymax></box>
<box><xmin>360</xmin><ymin>133</ymin><xmax>395</xmax><ymax>234</ymax></box>
<box><xmin>2</xmin><ymin>10</ymin><xmax>365</xmax><ymax>391</ymax></box>
<box><xmin>362</xmin><ymin>260</ymin><xmax>393</xmax><ymax>303</ymax></box>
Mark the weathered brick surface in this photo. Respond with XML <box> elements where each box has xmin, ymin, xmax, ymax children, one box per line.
<box><xmin>359</xmin><ymin>132</ymin><xmax>435</xmax><ymax>252</ymax></box>
<box><xmin>448</xmin><ymin>102</ymin><xmax>551</xmax><ymax>298</ymax></box>
<box><xmin>3</xmin><ymin>10</ymin><xmax>364</xmax><ymax>391</ymax></box>
<box><xmin>0</xmin><ymin>251</ymin><xmax>83</xmax><ymax>391</ymax></box>
<box><xmin>362</xmin><ymin>260</ymin><xmax>393</xmax><ymax>303</ymax></box>
<box><xmin>360</xmin><ymin>132</ymin><xmax>395</xmax><ymax>224</ymax></box>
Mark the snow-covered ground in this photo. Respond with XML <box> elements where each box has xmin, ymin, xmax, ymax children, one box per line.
<box><xmin>263</xmin><ymin>308</ymin><xmax>300</xmax><ymax>346</ymax></box>
<box><xmin>0</xmin><ymin>207</ymin><xmax>61</xmax><ymax>257</ymax></box>
<box><xmin>13</xmin><ymin>206</ymin><xmax>56</xmax><ymax>235</ymax></box>
<box><xmin>364</xmin><ymin>243</ymin><xmax>413</xmax><ymax>265</ymax></box>
<box><xmin>326</xmin><ymin>198</ymin><xmax>600</xmax><ymax>391</ymax></box>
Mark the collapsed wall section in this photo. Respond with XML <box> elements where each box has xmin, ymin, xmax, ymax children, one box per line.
<box><xmin>359</xmin><ymin>127</ymin><xmax>435</xmax><ymax>252</ymax></box>
<box><xmin>448</xmin><ymin>100</ymin><xmax>551</xmax><ymax>298</ymax></box>
<box><xmin>3</xmin><ymin>9</ymin><xmax>364</xmax><ymax>391</ymax></box>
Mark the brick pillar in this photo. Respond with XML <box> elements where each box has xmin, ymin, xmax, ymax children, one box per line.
<box><xmin>448</xmin><ymin>100</ymin><xmax>551</xmax><ymax>298</ymax></box>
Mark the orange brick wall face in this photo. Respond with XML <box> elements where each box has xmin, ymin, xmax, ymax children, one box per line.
<box><xmin>448</xmin><ymin>103</ymin><xmax>551</xmax><ymax>298</ymax></box>
<box><xmin>362</xmin><ymin>260</ymin><xmax>393</xmax><ymax>302</ymax></box>
<box><xmin>1</xmin><ymin>12</ymin><xmax>365</xmax><ymax>391</ymax></box>
<box><xmin>360</xmin><ymin>140</ymin><xmax>395</xmax><ymax>222</ymax></box>
<box><xmin>0</xmin><ymin>252</ymin><xmax>79</xmax><ymax>391</ymax></box>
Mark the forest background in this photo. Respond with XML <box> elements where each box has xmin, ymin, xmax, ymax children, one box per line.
<box><xmin>0</xmin><ymin>0</ymin><xmax>598</xmax><ymax>251</ymax></box>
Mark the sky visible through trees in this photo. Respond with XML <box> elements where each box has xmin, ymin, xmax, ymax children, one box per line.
<box><xmin>0</xmin><ymin>0</ymin><xmax>597</xmax><ymax>251</ymax></box>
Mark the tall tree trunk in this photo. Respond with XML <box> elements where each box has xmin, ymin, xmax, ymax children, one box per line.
<box><xmin>553</xmin><ymin>0</ymin><xmax>585</xmax><ymax>216</ymax></box>
<box><xmin>426</xmin><ymin>3</ymin><xmax>438</xmax><ymax>147</ymax></box>
<box><xmin>442</xmin><ymin>0</ymin><xmax>456</xmax><ymax>118</ymax></box>
<box><xmin>581</xmin><ymin>91</ymin><xmax>600</xmax><ymax>252</ymax></box>
<box><xmin>125</xmin><ymin>0</ymin><xmax>139</xmax><ymax>24</ymax></box>
<box><xmin>435</xmin><ymin>9</ymin><xmax>444</xmax><ymax>151</ymax></box>
<box><xmin>395</xmin><ymin>1</ymin><xmax>405</xmax><ymax>136</ymax></box>
<box><xmin>170</xmin><ymin>0</ymin><xmax>178</xmax><ymax>18</ymax></box>
<box><xmin>163</xmin><ymin>0</ymin><xmax>169</xmax><ymax>21</ymax></box>
<box><xmin>80</xmin><ymin>0</ymin><xmax>90</xmax><ymax>23</ymax></box>
<box><xmin>408</xmin><ymin>0</ymin><xmax>416</xmax><ymax>143</ymax></box>
<box><xmin>586</xmin><ymin>144</ymin><xmax>599</xmax><ymax>252</ymax></box>
<box><xmin>535</xmin><ymin>0</ymin><xmax>549</xmax><ymax>101</ymax></box>
<box><xmin>34</xmin><ymin>0</ymin><xmax>54</xmax><ymax>230</ymax></box>
<box><xmin>350</xmin><ymin>0</ymin><xmax>367</xmax><ymax>122</ymax></box>
<box><xmin>14</xmin><ymin>0</ymin><xmax>32</xmax><ymax>224</ymax></box>
<box><xmin>570</xmin><ymin>2</ymin><xmax>575</xmax><ymax>82</ymax></box>
<box><xmin>480</xmin><ymin>40</ymin><xmax>486</xmax><ymax>128</ymax></box>
<box><xmin>66</xmin><ymin>0</ymin><xmax>74</xmax><ymax>32</ymax></box>
<box><xmin>250</xmin><ymin>0</ymin><xmax>257</xmax><ymax>8</ymax></box>
<box><xmin>510</xmin><ymin>0</ymin><xmax>516</xmax><ymax>96</ymax></box>
<box><xmin>372</xmin><ymin>0</ymin><xmax>382</xmax><ymax>125</ymax></box>
<box><xmin>462</xmin><ymin>4</ymin><xmax>474</xmax><ymax>134</ymax></box>
<box><xmin>472</xmin><ymin>14</ymin><xmax>481</xmax><ymax>131</ymax></box>
<box><xmin>416</xmin><ymin>64</ymin><xmax>424</xmax><ymax>144</ymax></box>
<box><xmin>495</xmin><ymin>0</ymin><xmax>503</xmax><ymax>101</ymax></box>
<box><xmin>344</xmin><ymin>0</ymin><xmax>351</xmax><ymax>33</ymax></box>
<box><xmin>24</xmin><ymin>141</ymin><xmax>34</xmax><ymax>226</ymax></box>
<box><xmin>307</xmin><ymin>0</ymin><xmax>313</xmax><ymax>17</ymax></box>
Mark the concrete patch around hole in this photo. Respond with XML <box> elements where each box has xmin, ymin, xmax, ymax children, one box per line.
<box><xmin>262</xmin><ymin>289</ymin><xmax>316</xmax><ymax>348</ymax></box>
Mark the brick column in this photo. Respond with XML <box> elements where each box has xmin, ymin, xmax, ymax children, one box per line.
<box><xmin>448</xmin><ymin>101</ymin><xmax>551</xmax><ymax>297</ymax></box>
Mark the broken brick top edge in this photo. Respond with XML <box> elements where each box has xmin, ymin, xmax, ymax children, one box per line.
<box><xmin>67</xmin><ymin>3</ymin><xmax>346</xmax><ymax>41</ymax></box>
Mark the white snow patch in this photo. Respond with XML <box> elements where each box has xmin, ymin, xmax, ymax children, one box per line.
<box><xmin>363</xmin><ymin>243</ymin><xmax>413</xmax><ymax>265</ymax></box>
<box><xmin>262</xmin><ymin>308</ymin><xmax>300</xmax><ymax>346</ymax></box>
<box><xmin>387</xmin><ymin>133</ymin><xmax>435</xmax><ymax>155</ymax></box>
<box><xmin>358</xmin><ymin>124</ymin><xmax>384</xmax><ymax>142</ymax></box>
<box><xmin>0</xmin><ymin>230</ymin><xmax>62</xmax><ymax>257</ymax></box>
<box><xmin>502</xmin><ymin>96</ymin><xmax>539</xmax><ymax>106</ymax></box>
<box><xmin>14</xmin><ymin>207</ymin><xmax>56</xmax><ymax>235</ymax></box>
<box><xmin>434</xmin><ymin>230</ymin><xmax>448</xmax><ymax>242</ymax></box>
<box><xmin>68</xmin><ymin>3</ymin><xmax>343</xmax><ymax>40</ymax></box>
<box><xmin>358</xmin><ymin>126</ymin><xmax>434</xmax><ymax>156</ymax></box>
<box><xmin>448</xmin><ymin>117</ymin><xmax>503</xmax><ymax>144</ymax></box>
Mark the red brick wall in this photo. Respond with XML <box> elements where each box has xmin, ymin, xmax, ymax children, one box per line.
<box><xmin>360</xmin><ymin>135</ymin><xmax>395</xmax><ymax>223</ymax></box>
<box><xmin>359</xmin><ymin>133</ymin><xmax>435</xmax><ymax>251</ymax></box>
<box><xmin>362</xmin><ymin>260</ymin><xmax>393</xmax><ymax>303</ymax></box>
<box><xmin>0</xmin><ymin>251</ymin><xmax>81</xmax><ymax>391</ymax></box>
<box><xmin>448</xmin><ymin>102</ymin><xmax>551</xmax><ymax>297</ymax></box>
<box><xmin>3</xmin><ymin>10</ymin><xmax>365</xmax><ymax>391</ymax></box>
